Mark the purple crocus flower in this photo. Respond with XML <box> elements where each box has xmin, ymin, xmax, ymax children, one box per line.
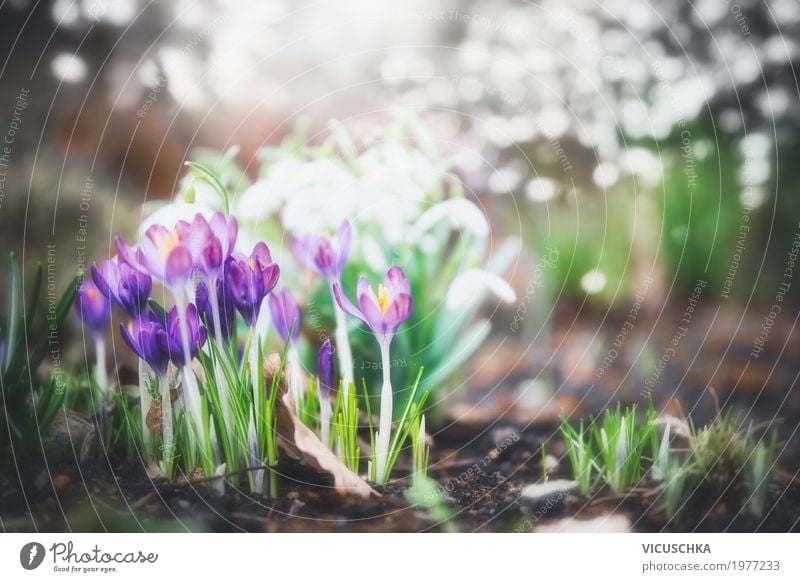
<box><xmin>291</xmin><ymin>220</ymin><xmax>351</xmax><ymax>282</ymax></box>
<box><xmin>175</xmin><ymin>212</ymin><xmax>238</xmax><ymax>279</ymax></box>
<box><xmin>196</xmin><ymin>277</ymin><xmax>236</xmax><ymax>342</ymax></box>
<box><xmin>115</xmin><ymin>224</ymin><xmax>193</xmax><ymax>289</ymax></box>
<box><xmin>120</xmin><ymin>312</ymin><xmax>171</xmax><ymax>376</ymax></box>
<box><xmin>92</xmin><ymin>257</ymin><xmax>152</xmax><ymax>317</ymax></box>
<box><xmin>75</xmin><ymin>280</ymin><xmax>111</xmax><ymax>337</ymax></box>
<box><xmin>334</xmin><ymin>266</ymin><xmax>412</xmax><ymax>484</ymax></box>
<box><xmin>332</xmin><ymin>266</ymin><xmax>413</xmax><ymax>345</ymax></box>
<box><xmin>268</xmin><ymin>287</ymin><xmax>301</xmax><ymax>343</ymax></box>
<box><xmin>165</xmin><ymin>303</ymin><xmax>207</xmax><ymax>366</ymax></box>
<box><xmin>316</xmin><ymin>338</ymin><xmax>335</xmax><ymax>399</ymax></box>
<box><xmin>224</xmin><ymin>242</ymin><xmax>280</xmax><ymax>327</ymax></box>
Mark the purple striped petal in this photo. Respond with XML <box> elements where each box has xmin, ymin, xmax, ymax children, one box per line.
<box><xmin>316</xmin><ymin>338</ymin><xmax>335</xmax><ymax>398</ymax></box>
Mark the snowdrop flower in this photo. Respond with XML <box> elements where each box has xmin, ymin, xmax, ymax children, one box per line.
<box><xmin>445</xmin><ymin>268</ymin><xmax>517</xmax><ymax>309</ymax></box>
<box><xmin>236</xmin><ymin>156</ymin><xmax>307</xmax><ymax>220</ymax></box>
<box><xmin>280</xmin><ymin>159</ymin><xmax>358</xmax><ymax>234</ymax></box>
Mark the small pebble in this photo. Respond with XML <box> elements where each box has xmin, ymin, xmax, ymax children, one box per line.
<box><xmin>542</xmin><ymin>454</ymin><xmax>559</xmax><ymax>474</ymax></box>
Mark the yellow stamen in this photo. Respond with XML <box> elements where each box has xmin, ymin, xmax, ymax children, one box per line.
<box><xmin>154</xmin><ymin>229</ymin><xmax>179</xmax><ymax>262</ymax></box>
<box><xmin>376</xmin><ymin>284</ymin><xmax>390</xmax><ymax>315</ymax></box>
<box><xmin>88</xmin><ymin>288</ymin><xmax>97</xmax><ymax>300</ymax></box>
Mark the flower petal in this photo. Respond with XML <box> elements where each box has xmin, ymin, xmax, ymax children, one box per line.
<box><xmin>91</xmin><ymin>261</ymin><xmax>116</xmax><ymax>300</ymax></box>
<box><xmin>332</xmin><ymin>281</ymin><xmax>369</xmax><ymax>325</ymax></box>
<box><xmin>164</xmin><ymin>246</ymin><xmax>193</xmax><ymax>287</ymax></box>
<box><xmin>385</xmin><ymin>265</ymin><xmax>410</xmax><ymax>297</ymax></box>
<box><xmin>336</xmin><ymin>220</ymin><xmax>352</xmax><ymax>274</ymax></box>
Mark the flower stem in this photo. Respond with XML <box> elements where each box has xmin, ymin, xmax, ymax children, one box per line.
<box><xmin>173</xmin><ymin>294</ymin><xmax>205</xmax><ymax>463</ymax></box>
<box><xmin>159</xmin><ymin>373</ymin><xmax>175</xmax><ymax>478</ymax></box>
<box><xmin>333</xmin><ymin>300</ymin><xmax>354</xmax><ymax>395</ymax></box>
<box><xmin>320</xmin><ymin>396</ymin><xmax>332</xmax><ymax>448</ymax></box>
<box><xmin>374</xmin><ymin>339</ymin><xmax>393</xmax><ymax>484</ymax></box>
<box><xmin>138</xmin><ymin>359</ymin><xmax>152</xmax><ymax>459</ymax></box>
<box><xmin>249</xmin><ymin>327</ymin><xmax>260</xmax><ymax>415</ymax></box>
<box><xmin>288</xmin><ymin>345</ymin><xmax>303</xmax><ymax>414</ymax></box>
<box><xmin>207</xmin><ymin>282</ymin><xmax>227</xmax><ymax>356</ymax></box>
<box><xmin>207</xmin><ymin>282</ymin><xmax>234</xmax><ymax>432</ymax></box>
<box><xmin>94</xmin><ymin>335</ymin><xmax>108</xmax><ymax>436</ymax></box>
<box><xmin>94</xmin><ymin>335</ymin><xmax>108</xmax><ymax>396</ymax></box>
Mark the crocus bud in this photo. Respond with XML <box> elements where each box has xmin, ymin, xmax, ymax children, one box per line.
<box><xmin>75</xmin><ymin>280</ymin><xmax>111</xmax><ymax>337</ymax></box>
<box><xmin>268</xmin><ymin>287</ymin><xmax>301</xmax><ymax>343</ymax></box>
<box><xmin>165</xmin><ymin>303</ymin><xmax>207</xmax><ymax>366</ymax></box>
<box><xmin>291</xmin><ymin>220</ymin><xmax>351</xmax><ymax>283</ymax></box>
<box><xmin>316</xmin><ymin>338</ymin><xmax>335</xmax><ymax>399</ymax></box>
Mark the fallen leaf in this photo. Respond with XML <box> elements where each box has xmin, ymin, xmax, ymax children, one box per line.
<box><xmin>264</xmin><ymin>352</ymin><xmax>377</xmax><ymax>499</ymax></box>
<box><xmin>146</xmin><ymin>389</ymin><xmax>179</xmax><ymax>434</ymax></box>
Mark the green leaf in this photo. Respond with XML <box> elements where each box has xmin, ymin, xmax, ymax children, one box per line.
<box><xmin>21</xmin><ymin>277</ymin><xmax>77</xmax><ymax>381</ymax></box>
<box><xmin>25</xmin><ymin>263</ymin><xmax>44</xmax><ymax>334</ymax></box>
<box><xmin>425</xmin><ymin>319</ymin><xmax>491</xmax><ymax>387</ymax></box>
<box><xmin>4</xmin><ymin>254</ymin><xmax>22</xmax><ymax>374</ymax></box>
<box><xmin>185</xmin><ymin>161</ymin><xmax>230</xmax><ymax>215</ymax></box>
<box><xmin>147</xmin><ymin>298</ymin><xmax>167</xmax><ymax>321</ymax></box>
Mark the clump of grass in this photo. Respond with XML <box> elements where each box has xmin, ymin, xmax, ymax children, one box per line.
<box><xmin>595</xmin><ymin>403</ymin><xmax>656</xmax><ymax>493</ymax></box>
<box><xmin>559</xmin><ymin>401</ymin><xmax>656</xmax><ymax>495</ymax></box>
<box><xmin>557</xmin><ymin>400</ymin><xmax>781</xmax><ymax>520</ymax></box>
<box><xmin>560</xmin><ymin>418</ymin><xmax>594</xmax><ymax>495</ymax></box>
<box><xmin>688</xmin><ymin>411</ymin><xmax>751</xmax><ymax>486</ymax></box>
<box><xmin>1</xmin><ymin>254</ymin><xmax>77</xmax><ymax>470</ymax></box>
<box><xmin>667</xmin><ymin>412</ymin><xmax>780</xmax><ymax>519</ymax></box>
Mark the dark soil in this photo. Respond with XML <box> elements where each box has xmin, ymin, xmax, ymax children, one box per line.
<box><xmin>2</xmin><ymin>420</ymin><xmax>799</xmax><ymax>532</ymax></box>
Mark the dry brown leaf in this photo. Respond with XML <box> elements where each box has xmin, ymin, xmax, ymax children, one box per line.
<box><xmin>146</xmin><ymin>389</ymin><xmax>179</xmax><ymax>434</ymax></box>
<box><xmin>264</xmin><ymin>352</ymin><xmax>377</xmax><ymax>499</ymax></box>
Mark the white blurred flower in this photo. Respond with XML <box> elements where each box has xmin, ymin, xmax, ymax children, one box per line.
<box><xmin>356</xmin><ymin>167</ymin><xmax>426</xmax><ymax>244</ymax></box>
<box><xmin>357</xmin><ymin>142</ymin><xmax>442</xmax><ymax>196</ymax></box>
<box><xmin>592</xmin><ymin>163</ymin><xmax>619</xmax><ymax>188</ymax></box>
<box><xmin>237</xmin><ymin>156</ymin><xmax>307</xmax><ymax>220</ymax></box>
<box><xmin>410</xmin><ymin>198</ymin><xmax>490</xmax><ymax>242</ymax></box>
<box><xmin>580</xmin><ymin>269</ymin><xmax>607</xmax><ymax>295</ymax></box>
<box><xmin>525</xmin><ymin>177</ymin><xmax>558</xmax><ymax>202</ymax></box>
<box><xmin>280</xmin><ymin>159</ymin><xmax>358</xmax><ymax>234</ymax></box>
